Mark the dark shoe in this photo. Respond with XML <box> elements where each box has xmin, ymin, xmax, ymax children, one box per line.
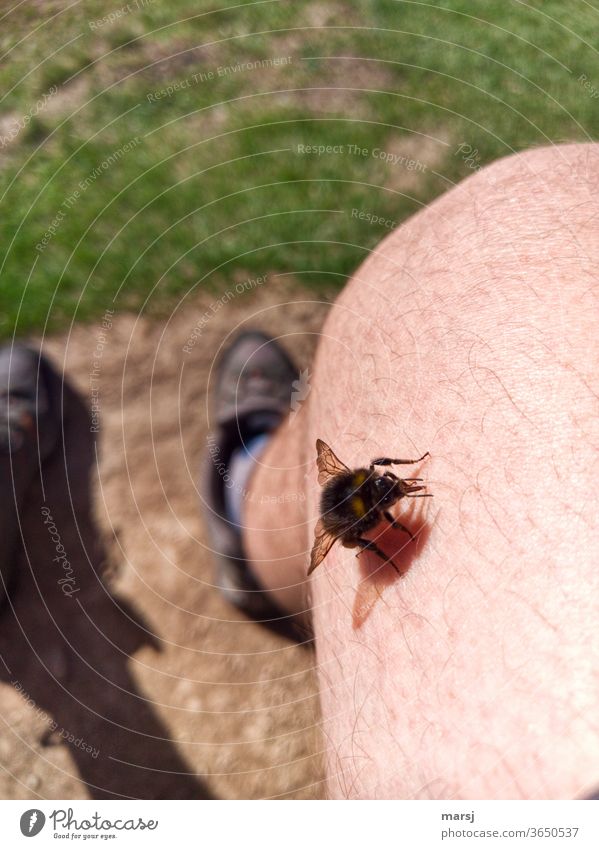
<box><xmin>0</xmin><ymin>345</ymin><xmax>63</xmax><ymax>606</ymax></box>
<box><xmin>200</xmin><ymin>331</ymin><xmax>309</xmax><ymax>641</ymax></box>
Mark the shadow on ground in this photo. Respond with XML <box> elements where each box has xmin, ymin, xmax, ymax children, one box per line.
<box><xmin>0</xmin><ymin>281</ymin><xmax>329</xmax><ymax>799</ymax></box>
<box><xmin>0</xmin><ymin>382</ymin><xmax>212</xmax><ymax>799</ymax></box>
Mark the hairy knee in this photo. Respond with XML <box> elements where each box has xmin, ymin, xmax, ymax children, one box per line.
<box><xmin>309</xmin><ymin>142</ymin><xmax>599</xmax><ymax>569</ymax></box>
<box><xmin>309</xmin><ymin>145</ymin><xmax>599</xmax><ymax>801</ymax></box>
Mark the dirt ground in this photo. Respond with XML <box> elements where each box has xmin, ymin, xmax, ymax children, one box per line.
<box><xmin>0</xmin><ymin>278</ymin><xmax>333</xmax><ymax>799</ymax></box>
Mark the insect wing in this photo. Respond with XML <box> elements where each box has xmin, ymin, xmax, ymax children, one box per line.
<box><xmin>316</xmin><ymin>438</ymin><xmax>348</xmax><ymax>485</ymax></box>
<box><xmin>308</xmin><ymin>519</ymin><xmax>338</xmax><ymax>575</ymax></box>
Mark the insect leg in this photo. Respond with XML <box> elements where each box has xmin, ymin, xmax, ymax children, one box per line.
<box><xmin>383</xmin><ymin>471</ymin><xmax>423</xmax><ymax>482</ymax></box>
<box><xmin>383</xmin><ymin>510</ymin><xmax>414</xmax><ymax>540</ymax></box>
<box><xmin>370</xmin><ymin>451</ymin><xmax>429</xmax><ymax>468</ymax></box>
<box><xmin>354</xmin><ymin>537</ymin><xmax>400</xmax><ymax>573</ymax></box>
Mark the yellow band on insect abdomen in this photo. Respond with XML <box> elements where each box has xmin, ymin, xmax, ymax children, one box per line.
<box><xmin>351</xmin><ymin>495</ymin><xmax>367</xmax><ymax>517</ymax></box>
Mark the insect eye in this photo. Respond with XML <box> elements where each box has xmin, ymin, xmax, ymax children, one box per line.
<box><xmin>373</xmin><ymin>476</ymin><xmax>391</xmax><ymax>496</ymax></box>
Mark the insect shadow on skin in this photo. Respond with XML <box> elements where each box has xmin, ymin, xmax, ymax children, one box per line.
<box><xmin>351</xmin><ymin>519</ymin><xmax>433</xmax><ymax>629</ymax></box>
<box><xmin>308</xmin><ymin>439</ymin><xmax>433</xmax><ymax>629</ymax></box>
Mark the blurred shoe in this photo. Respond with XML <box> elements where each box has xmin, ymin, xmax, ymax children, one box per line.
<box><xmin>200</xmin><ymin>330</ymin><xmax>308</xmax><ymax>640</ymax></box>
<box><xmin>0</xmin><ymin>345</ymin><xmax>63</xmax><ymax>607</ymax></box>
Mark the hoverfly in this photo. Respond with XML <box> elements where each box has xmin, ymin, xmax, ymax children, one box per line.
<box><xmin>308</xmin><ymin>439</ymin><xmax>431</xmax><ymax>575</ymax></box>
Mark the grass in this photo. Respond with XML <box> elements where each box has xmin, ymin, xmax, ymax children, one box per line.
<box><xmin>1</xmin><ymin>0</ymin><xmax>599</xmax><ymax>336</ymax></box>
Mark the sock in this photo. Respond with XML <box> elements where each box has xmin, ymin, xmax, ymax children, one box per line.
<box><xmin>224</xmin><ymin>432</ymin><xmax>271</xmax><ymax>527</ymax></box>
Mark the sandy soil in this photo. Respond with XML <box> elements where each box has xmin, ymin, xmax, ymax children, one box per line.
<box><xmin>0</xmin><ymin>278</ymin><xmax>332</xmax><ymax>799</ymax></box>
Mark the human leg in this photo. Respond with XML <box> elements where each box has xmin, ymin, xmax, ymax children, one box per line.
<box><xmin>235</xmin><ymin>144</ymin><xmax>599</xmax><ymax>798</ymax></box>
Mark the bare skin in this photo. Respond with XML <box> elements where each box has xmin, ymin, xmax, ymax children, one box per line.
<box><xmin>242</xmin><ymin>144</ymin><xmax>599</xmax><ymax>799</ymax></box>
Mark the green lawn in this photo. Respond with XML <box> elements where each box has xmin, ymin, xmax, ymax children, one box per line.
<box><xmin>1</xmin><ymin>0</ymin><xmax>598</xmax><ymax>336</ymax></box>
